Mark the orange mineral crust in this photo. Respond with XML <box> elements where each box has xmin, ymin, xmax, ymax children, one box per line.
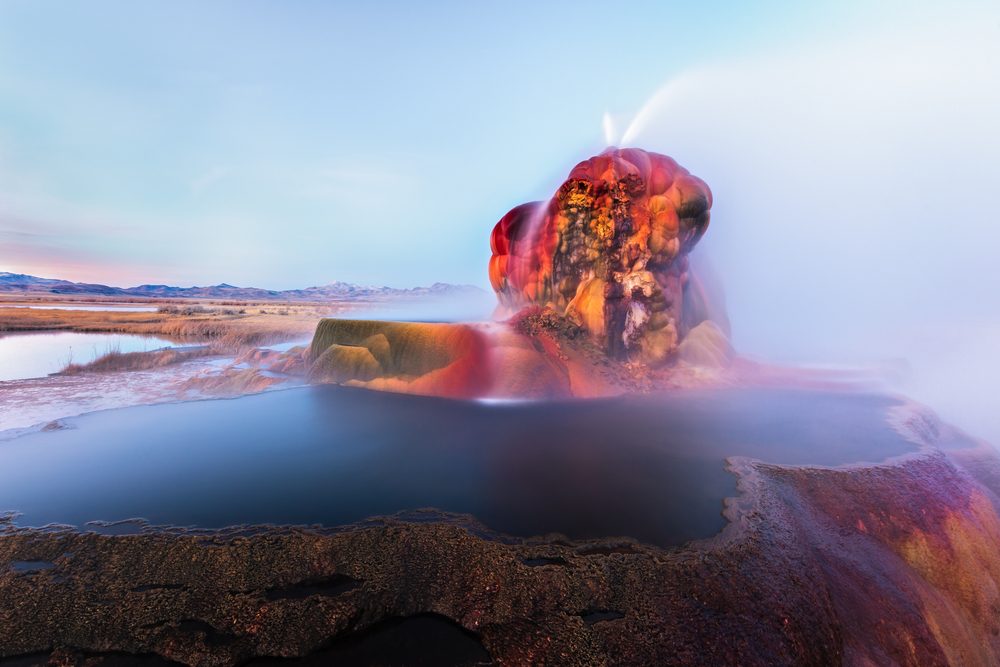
<box><xmin>489</xmin><ymin>147</ymin><xmax>713</xmax><ymax>364</ymax></box>
<box><xmin>306</xmin><ymin>317</ymin><xmax>629</xmax><ymax>400</ymax></box>
<box><xmin>307</xmin><ymin>320</ymin><xmax>493</xmax><ymax>399</ymax></box>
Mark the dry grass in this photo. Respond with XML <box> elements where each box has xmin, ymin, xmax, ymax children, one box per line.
<box><xmin>58</xmin><ymin>346</ymin><xmax>216</xmax><ymax>375</ymax></box>
<box><xmin>0</xmin><ymin>298</ymin><xmax>328</xmax><ymax>351</ymax></box>
<box><xmin>179</xmin><ymin>367</ymin><xmax>285</xmax><ymax>396</ymax></box>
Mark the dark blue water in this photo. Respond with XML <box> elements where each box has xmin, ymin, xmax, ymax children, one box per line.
<box><xmin>0</xmin><ymin>386</ymin><xmax>916</xmax><ymax>547</ymax></box>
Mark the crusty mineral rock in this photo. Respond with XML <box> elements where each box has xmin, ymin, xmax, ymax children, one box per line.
<box><xmin>489</xmin><ymin>148</ymin><xmax>713</xmax><ymax>364</ymax></box>
<box><xmin>308</xmin><ymin>319</ymin><xmax>493</xmax><ymax>398</ymax></box>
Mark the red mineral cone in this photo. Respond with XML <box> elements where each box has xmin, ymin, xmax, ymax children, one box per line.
<box><xmin>489</xmin><ymin>148</ymin><xmax>713</xmax><ymax>364</ymax></box>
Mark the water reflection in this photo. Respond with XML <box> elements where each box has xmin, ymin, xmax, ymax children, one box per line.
<box><xmin>0</xmin><ymin>332</ymin><xmax>178</xmax><ymax>381</ymax></box>
<box><xmin>0</xmin><ymin>386</ymin><xmax>918</xmax><ymax>547</ymax></box>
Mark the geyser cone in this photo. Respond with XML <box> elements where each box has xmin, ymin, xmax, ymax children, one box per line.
<box><xmin>489</xmin><ymin>147</ymin><xmax>714</xmax><ymax>364</ymax></box>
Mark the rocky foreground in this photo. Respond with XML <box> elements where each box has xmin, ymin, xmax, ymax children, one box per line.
<box><xmin>3</xmin><ymin>148</ymin><xmax>996</xmax><ymax>665</ymax></box>
<box><xmin>2</xmin><ymin>402</ymin><xmax>999</xmax><ymax>666</ymax></box>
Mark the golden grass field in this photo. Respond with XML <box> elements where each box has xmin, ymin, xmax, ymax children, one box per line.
<box><xmin>0</xmin><ymin>295</ymin><xmax>347</xmax><ymax>350</ymax></box>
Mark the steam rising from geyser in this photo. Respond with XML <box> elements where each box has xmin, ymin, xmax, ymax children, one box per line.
<box><xmin>615</xmin><ymin>11</ymin><xmax>1000</xmax><ymax>442</ymax></box>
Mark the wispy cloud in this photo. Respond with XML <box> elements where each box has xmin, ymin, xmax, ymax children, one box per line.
<box><xmin>297</xmin><ymin>162</ymin><xmax>412</xmax><ymax>201</ymax></box>
<box><xmin>190</xmin><ymin>165</ymin><xmax>232</xmax><ymax>194</ymax></box>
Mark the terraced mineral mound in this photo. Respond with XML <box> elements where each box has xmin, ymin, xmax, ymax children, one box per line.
<box><xmin>308</xmin><ymin>319</ymin><xmax>492</xmax><ymax>398</ymax></box>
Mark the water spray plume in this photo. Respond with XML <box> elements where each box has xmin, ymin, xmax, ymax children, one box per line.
<box><xmin>620</xmin><ymin>74</ymin><xmax>695</xmax><ymax>146</ymax></box>
<box><xmin>602</xmin><ymin>111</ymin><xmax>618</xmax><ymax>146</ymax></box>
<box><xmin>611</xmin><ymin>24</ymin><xmax>1000</xmax><ymax>444</ymax></box>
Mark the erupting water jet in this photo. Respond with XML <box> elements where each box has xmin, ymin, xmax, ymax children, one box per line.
<box><xmin>308</xmin><ymin>148</ymin><xmax>733</xmax><ymax>399</ymax></box>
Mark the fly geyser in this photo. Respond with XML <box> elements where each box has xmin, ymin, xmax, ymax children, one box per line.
<box><xmin>308</xmin><ymin>148</ymin><xmax>732</xmax><ymax>398</ymax></box>
<box><xmin>490</xmin><ymin>147</ymin><xmax>717</xmax><ymax>364</ymax></box>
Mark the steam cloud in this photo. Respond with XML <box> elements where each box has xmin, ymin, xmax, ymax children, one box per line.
<box><xmin>620</xmin><ymin>10</ymin><xmax>1000</xmax><ymax>443</ymax></box>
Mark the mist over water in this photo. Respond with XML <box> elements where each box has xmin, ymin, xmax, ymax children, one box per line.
<box><xmin>621</xmin><ymin>12</ymin><xmax>1000</xmax><ymax>444</ymax></box>
<box><xmin>0</xmin><ymin>385</ymin><xmax>918</xmax><ymax>546</ymax></box>
<box><xmin>345</xmin><ymin>291</ymin><xmax>495</xmax><ymax>323</ymax></box>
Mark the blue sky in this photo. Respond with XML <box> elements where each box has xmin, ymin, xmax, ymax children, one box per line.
<box><xmin>2</xmin><ymin>1</ymin><xmax>999</xmax><ymax>443</ymax></box>
<box><xmin>1</xmin><ymin>0</ymin><xmax>895</xmax><ymax>289</ymax></box>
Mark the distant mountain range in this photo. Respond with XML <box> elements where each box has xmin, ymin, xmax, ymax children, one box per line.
<box><xmin>0</xmin><ymin>272</ymin><xmax>484</xmax><ymax>301</ymax></box>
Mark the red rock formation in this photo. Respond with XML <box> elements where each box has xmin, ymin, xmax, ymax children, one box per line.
<box><xmin>308</xmin><ymin>149</ymin><xmax>728</xmax><ymax>399</ymax></box>
<box><xmin>489</xmin><ymin>148</ymin><xmax>713</xmax><ymax>364</ymax></box>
